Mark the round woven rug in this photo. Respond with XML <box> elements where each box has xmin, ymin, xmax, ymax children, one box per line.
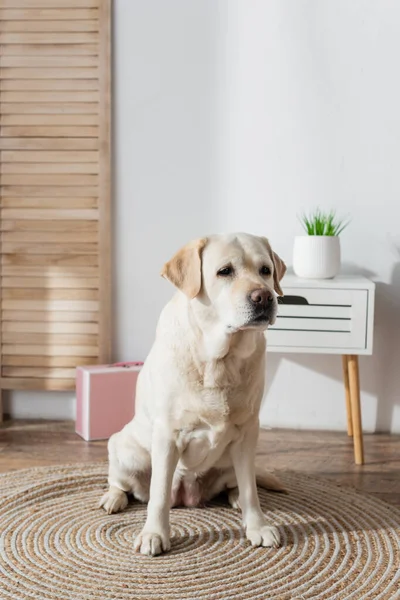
<box><xmin>0</xmin><ymin>464</ymin><xmax>399</xmax><ymax>600</ymax></box>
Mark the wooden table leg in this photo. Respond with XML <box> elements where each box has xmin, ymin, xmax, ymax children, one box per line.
<box><xmin>348</xmin><ymin>354</ymin><xmax>364</xmax><ymax>465</ymax></box>
<box><xmin>342</xmin><ymin>355</ymin><xmax>353</xmax><ymax>437</ymax></box>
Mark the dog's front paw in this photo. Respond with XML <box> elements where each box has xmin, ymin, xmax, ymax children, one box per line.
<box><xmin>133</xmin><ymin>529</ymin><xmax>170</xmax><ymax>556</ymax></box>
<box><xmin>99</xmin><ymin>489</ymin><xmax>128</xmax><ymax>514</ymax></box>
<box><xmin>246</xmin><ymin>524</ymin><xmax>280</xmax><ymax>548</ymax></box>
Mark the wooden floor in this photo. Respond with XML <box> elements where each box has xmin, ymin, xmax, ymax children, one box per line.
<box><xmin>0</xmin><ymin>420</ymin><xmax>399</xmax><ymax>507</ymax></box>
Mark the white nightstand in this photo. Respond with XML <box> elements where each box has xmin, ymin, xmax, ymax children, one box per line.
<box><xmin>268</xmin><ymin>274</ymin><xmax>376</xmax><ymax>465</ymax></box>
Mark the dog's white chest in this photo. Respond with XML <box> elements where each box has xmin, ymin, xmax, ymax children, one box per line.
<box><xmin>176</xmin><ymin>421</ymin><xmax>239</xmax><ymax>472</ymax></box>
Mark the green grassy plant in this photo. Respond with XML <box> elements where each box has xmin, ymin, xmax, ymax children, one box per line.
<box><xmin>299</xmin><ymin>209</ymin><xmax>350</xmax><ymax>236</ymax></box>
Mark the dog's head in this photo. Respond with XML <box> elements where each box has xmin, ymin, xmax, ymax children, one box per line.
<box><xmin>161</xmin><ymin>233</ymin><xmax>286</xmax><ymax>331</ymax></box>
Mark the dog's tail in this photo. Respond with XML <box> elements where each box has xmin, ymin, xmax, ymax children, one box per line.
<box><xmin>255</xmin><ymin>467</ymin><xmax>288</xmax><ymax>494</ymax></box>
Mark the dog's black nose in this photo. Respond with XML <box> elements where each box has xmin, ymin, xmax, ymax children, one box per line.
<box><xmin>249</xmin><ymin>288</ymin><xmax>274</xmax><ymax>307</ymax></box>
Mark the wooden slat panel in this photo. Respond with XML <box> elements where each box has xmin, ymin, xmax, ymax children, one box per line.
<box><xmin>0</xmin><ymin>0</ymin><xmax>110</xmax><ymax>397</ymax></box>
<box><xmin>2</xmin><ymin>345</ymin><xmax>98</xmax><ymax>357</ymax></box>
<box><xmin>2</xmin><ymin>289</ymin><xmax>97</xmax><ymax>301</ymax></box>
<box><xmin>3</xmin><ymin>321</ymin><xmax>98</xmax><ymax>334</ymax></box>
<box><xmin>1</xmin><ymin>187</ymin><xmax>98</xmax><ymax>197</ymax></box>
<box><xmin>3</xmin><ymin>332</ymin><xmax>98</xmax><ymax>345</ymax></box>
<box><xmin>2</xmin><ymin>310</ymin><xmax>98</xmax><ymax>322</ymax></box>
<box><xmin>1</xmin><ymin>104</ymin><xmax>98</xmax><ymax>115</ymax></box>
<box><xmin>2</xmin><ymin>115</ymin><xmax>98</xmax><ymax>127</ymax></box>
<box><xmin>1</xmin><ymin>208</ymin><xmax>98</xmax><ymax>219</ymax></box>
<box><xmin>1</xmin><ymin>56</ymin><xmax>97</xmax><ymax>68</ymax></box>
<box><xmin>2</xmin><ymin>242</ymin><xmax>98</xmax><ymax>255</ymax></box>
<box><xmin>0</xmin><ymin>138</ymin><xmax>99</xmax><ymax>150</ymax></box>
<box><xmin>0</xmin><ymin>33</ymin><xmax>98</xmax><ymax>45</ymax></box>
<box><xmin>2</xmin><ymin>367</ymin><xmax>77</xmax><ymax>379</ymax></box>
<box><xmin>98</xmin><ymin>0</ymin><xmax>111</xmax><ymax>363</ymax></box>
<box><xmin>2</xmin><ymin>174</ymin><xmax>98</xmax><ymax>187</ymax></box>
<box><xmin>0</xmin><ymin>377</ymin><xmax>75</xmax><ymax>391</ymax></box>
<box><xmin>1</xmin><ymin>90</ymin><xmax>98</xmax><ymax>102</ymax></box>
<box><xmin>1</xmin><ymin>67</ymin><xmax>98</xmax><ymax>79</ymax></box>
<box><xmin>2</xmin><ymin>255</ymin><xmax>99</xmax><ymax>267</ymax></box>
<box><xmin>1</xmin><ymin>230</ymin><xmax>98</xmax><ymax>243</ymax></box>
<box><xmin>1</xmin><ymin>220</ymin><xmax>98</xmax><ymax>232</ymax></box>
<box><xmin>0</xmin><ymin>9</ymin><xmax>98</xmax><ymax>20</ymax></box>
<box><xmin>2</xmin><ymin>267</ymin><xmax>98</xmax><ymax>278</ymax></box>
<box><xmin>2</xmin><ymin>276</ymin><xmax>98</xmax><ymax>288</ymax></box>
<box><xmin>2</xmin><ymin>174</ymin><xmax>98</xmax><ymax>185</ymax></box>
<box><xmin>1</xmin><ymin>126</ymin><xmax>98</xmax><ymax>137</ymax></box>
<box><xmin>3</xmin><ymin>186</ymin><xmax>99</xmax><ymax>197</ymax></box>
<box><xmin>1</xmin><ymin>198</ymin><xmax>97</xmax><ymax>209</ymax></box>
<box><xmin>1</xmin><ymin>102</ymin><xmax>99</xmax><ymax>116</ymax></box>
<box><xmin>2</xmin><ymin>151</ymin><xmax>99</xmax><ymax>162</ymax></box>
<box><xmin>1</xmin><ymin>44</ymin><xmax>98</xmax><ymax>58</ymax></box>
<box><xmin>0</xmin><ymin>21</ymin><xmax>99</xmax><ymax>33</ymax></box>
<box><xmin>2</xmin><ymin>355</ymin><xmax>96</xmax><ymax>367</ymax></box>
<box><xmin>0</xmin><ymin>1</ymin><xmax>99</xmax><ymax>8</ymax></box>
<box><xmin>2</xmin><ymin>299</ymin><xmax>99</xmax><ymax>310</ymax></box>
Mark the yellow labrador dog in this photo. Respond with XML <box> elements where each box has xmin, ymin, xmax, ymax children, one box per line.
<box><xmin>100</xmin><ymin>232</ymin><xmax>286</xmax><ymax>556</ymax></box>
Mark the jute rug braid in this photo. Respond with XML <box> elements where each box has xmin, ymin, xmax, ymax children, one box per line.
<box><xmin>0</xmin><ymin>463</ymin><xmax>399</xmax><ymax>599</ymax></box>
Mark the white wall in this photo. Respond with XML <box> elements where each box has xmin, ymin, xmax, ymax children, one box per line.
<box><xmin>7</xmin><ymin>0</ymin><xmax>400</xmax><ymax>433</ymax></box>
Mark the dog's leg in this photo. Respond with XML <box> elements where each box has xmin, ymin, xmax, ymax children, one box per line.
<box><xmin>230</xmin><ymin>421</ymin><xmax>280</xmax><ymax>548</ymax></box>
<box><xmin>201</xmin><ymin>466</ymin><xmax>285</xmax><ymax>505</ymax></box>
<box><xmin>99</xmin><ymin>484</ymin><xmax>129</xmax><ymax>515</ymax></box>
<box><xmin>228</xmin><ymin>487</ymin><xmax>241</xmax><ymax>509</ymax></box>
<box><xmin>133</xmin><ymin>427</ymin><xmax>178</xmax><ymax>556</ymax></box>
<box><xmin>228</xmin><ymin>470</ymin><xmax>286</xmax><ymax>510</ymax></box>
<box><xmin>99</xmin><ymin>429</ymin><xmax>151</xmax><ymax>513</ymax></box>
<box><xmin>255</xmin><ymin>468</ymin><xmax>287</xmax><ymax>494</ymax></box>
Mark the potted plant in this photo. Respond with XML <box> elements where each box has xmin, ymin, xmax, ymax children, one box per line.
<box><xmin>293</xmin><ymin>209</ymin><xmax>349</xmax><ymax>279</ymax></box>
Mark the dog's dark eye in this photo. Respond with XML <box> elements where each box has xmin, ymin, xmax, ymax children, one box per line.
<box><xmin>260</xmin><ymin>266</ymin><xmax>271</xmax><ymax>276</ymax></box>
<box><xmin>217</xmin><ymin>266</ymin><xmax>233</xmax><ymax>277</ymax></box>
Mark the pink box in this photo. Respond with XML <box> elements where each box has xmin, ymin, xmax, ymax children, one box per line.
<box><xmin>75</xmin><ymin>362</ymin><xmax>143</xmax><ymax>441</ymax></box>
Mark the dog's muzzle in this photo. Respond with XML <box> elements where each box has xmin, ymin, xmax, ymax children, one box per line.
<box><xmin>247</xmin><ymin>288</ymin><xmax>276</xmax><ymax>325</ymax></box>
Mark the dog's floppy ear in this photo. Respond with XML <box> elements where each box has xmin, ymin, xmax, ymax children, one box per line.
<box><xmin>260</xmin><ymin>237</ymin><xmax>286</xmax><ymax>296</ymax></box>
<box><xmin>271</xmin><ymin>251</ymin><xmax>286</xmax><ymax>296</ymax></box>
<box><xmin>161</xmin><ymin>238</ymin><xmax>208</xmax><ymax>299</ymax></box>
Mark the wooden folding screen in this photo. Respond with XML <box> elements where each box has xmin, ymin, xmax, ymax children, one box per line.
<box><xmin>0</xmin><ymin>0</ymin><xmax>111</xmax><ymax>415</ymax></box>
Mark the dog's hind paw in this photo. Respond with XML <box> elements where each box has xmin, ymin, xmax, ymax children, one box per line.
<box><xmin>99</xmin><ymin>489</ymin><xmax>128</xmax><ymax>514</ymax></box>
<box><xmin>228</xmin><ymin>487</ymin><xmax>241</xmax><ymax>510</ymax></box>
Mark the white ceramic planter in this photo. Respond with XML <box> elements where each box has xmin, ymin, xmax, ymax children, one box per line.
<box><xmin>293</xmin><ymin>236</ymin><xmax>341</xmax><ymax>279</ymax></box>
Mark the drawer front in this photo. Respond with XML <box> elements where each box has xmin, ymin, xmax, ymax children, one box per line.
<box><xmin>268</xmin><ymin>287</ymin><xmax>368</xmax><ymax>351</ymax></box>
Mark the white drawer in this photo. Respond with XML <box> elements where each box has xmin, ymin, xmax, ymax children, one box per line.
<box><xmin>268</xmin><ymin>287</ymin><xmax>369</xmax><ymax>353</ymax></box>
